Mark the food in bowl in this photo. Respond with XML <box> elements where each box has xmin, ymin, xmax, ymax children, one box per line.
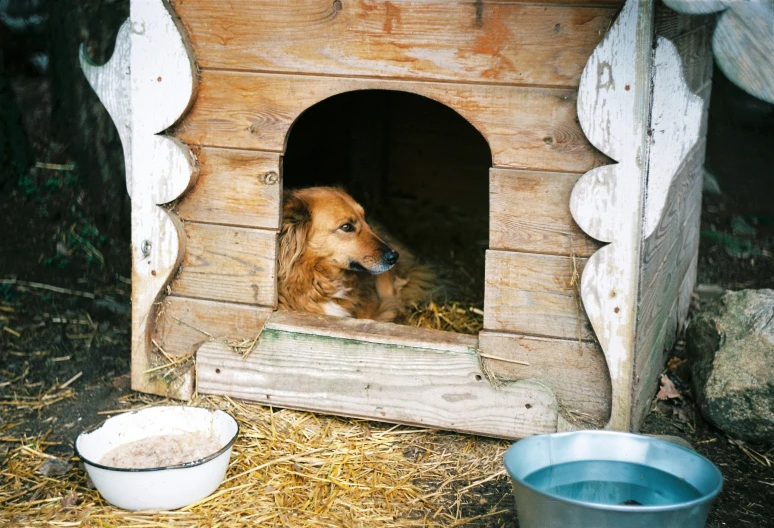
<box><xmin>75</xmin><ymin>405</ymin><xmax>239</xmax><ymax>511</ymax></box>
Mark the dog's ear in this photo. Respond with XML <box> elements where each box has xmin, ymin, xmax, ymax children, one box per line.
<box><xmin>278</xmin><ymin>193</ymin><xmax>311</xmax><ymax>277</ymax></box>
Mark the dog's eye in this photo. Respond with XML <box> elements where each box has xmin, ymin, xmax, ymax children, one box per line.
<box><xmin>339</xmin><ymin>223</ymin><xmax>355</xmax><ymax>233</ymax></box>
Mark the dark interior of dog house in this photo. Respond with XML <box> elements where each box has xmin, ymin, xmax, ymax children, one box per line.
<box><xmin>282</xmin><ymin>90</ymin><xmax>493</xmax><ymax>334</ymax></box>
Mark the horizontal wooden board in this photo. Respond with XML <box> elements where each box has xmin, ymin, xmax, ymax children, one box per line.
<box><xmin>173</xmin><ymin>0</ymin><xmax>617</xmax><ymax>88</ymax></box>
<box><xmin>484</xmin><ymin>250</ymin><xmax>594</xmax><ymax>341</ymax></box>
<box><xmin>175</xmin><ymin>71</ymin><xmax>608</xmax><ymax>173</ymax></box>
<box><xmin>479</xmin><ymin>331</ymin><xmax>610</xmax><ymax>422</ymax></box>
<box><xmin>489</xmin><ymin>168</ymin><xmax>601</xmax><ymax>256</ymax></box>
<box><xmin>154</xmin><ymin>296</ymin><xmax>273</xmax><ymax>357</ymax></box>
<box><xmin>197</xmin><ymin>312</ymin><xmax>559</xmax><ymax>438</ymax></box>
<box><xmin>170</xmin><ymin>222</ymin><xmax>277</xmax><ymax>306</ymax></box>
<box><xmin>175</xmin><ymin>147</ymin><xmax>282</xmax><ymax>229</ymax></box>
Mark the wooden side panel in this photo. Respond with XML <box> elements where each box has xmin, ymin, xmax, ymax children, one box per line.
<box><xmin>176</xmin><ymin>71</ymin><xmax>608</xmax><ymax>173</ymax></box>
<box><xmin>154</xmin><ymin>296</ymin><xmax>273</xmax><ymax>357</ymax></box>
<box><xmin>489</xmin><ymin>168</ymin><xmax>601</xmax><ymax>257</ymax></box>
<box><xmin>479</xmin><ymin>331</ymin><xmax>610</xmax><ymax>423</ymax></box>
<box><xmin>173</xmin><ymin>0</ymin><xmax>618</xmax><ymax>88</ymax></box>
<box><xmin>483</xmin><ymin>250</ymin><xmax>593</xmax><ymax>341</ymax></box>
<box><xmin>175</xmin><ymin>147</ymin><xmax>282</xmax><ymax>229</ymax></box>
<box><xmin>632</xmin><ymin>5</ymin><xmax>714</xmax><ymax>428</ymax></box>
<box><xmin>197</xmin><ymin>311</ymin><xmax>560</xmax><ymax>439</ymax></box>
<box><xmin>633</xmin><ymin>150</ymin><xmax>703</xmax><ymax>423</ymax></box>
<box><xmin>170</xmin><ymin>223</ymin><xmax>277</xmax><ymax>307</ymax></box>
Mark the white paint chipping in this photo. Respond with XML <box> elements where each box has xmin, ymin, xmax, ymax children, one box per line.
<box><xmin>644</xmin><ymin>37</ymin><xmax>704</xmax><ymax>238</ymax></box>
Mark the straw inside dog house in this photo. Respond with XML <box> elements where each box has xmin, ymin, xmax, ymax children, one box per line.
<box><xmin>82</xmin><ymin>0</ymin><xmax>718</xmax><ymax>438</ymax></box>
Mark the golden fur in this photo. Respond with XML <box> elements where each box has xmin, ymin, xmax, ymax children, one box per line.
<box><xmin>277</xmin><ymin>187</ymin><xmax>435</xmax><ymax>322</ymax></box>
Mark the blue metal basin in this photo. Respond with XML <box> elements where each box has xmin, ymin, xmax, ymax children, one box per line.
<box><xmin>503</xmin><ymin>431</ymin><xmax>722</xmax><ymax>528</ymax></box>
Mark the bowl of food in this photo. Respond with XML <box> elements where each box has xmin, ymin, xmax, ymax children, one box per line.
<box><xmin>75</xmin><ymin>405</ymin><xmax>239</xmax><ymax>511</ymax></box>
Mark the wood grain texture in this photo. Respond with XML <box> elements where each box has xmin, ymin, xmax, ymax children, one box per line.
<box><xmin>632</xmin><ymin>9</ymin><xmax>713</xmax><ymax>428</ymax></box>
<box><xmin>176</xmin><ymin>71</ymin><xmax>608</xmax><ymax>173</ymax></box>
<box><xmin>172</xmin><ymin>0</ymin><xmax>617</xmax><ymax>88</ymax></box>
<box><xmin>712</xmin><ymin>1</ymin><xmax>774</xmax><ymax>104</ymax></box>
<box><xmin>642</xmin><ymin>37</ymin><xmax>704</xmax><ymax>238</ymax></box>
<box><xmin>175</xmin><ymin>147</ymin><xmax>281</xmax><ymax>229</ymax></box>
<box><xmin>489</xmin><ymin>168</ymin><xmax>601</xmax><ymax>257</ymax></box>
<box><xmin>79</xmin><ymin>0</ymin><xmax>200</xmax><ymax>398</ymax></box>
<box><xmin>656</xmin><ymin>3</ymin><xmax>715</xmax><ymax>39</ymax></box>
<box><xmin>571</xmin><ymin>0</ymin><xmax>655</xmax><ymax>431</ymax></box>
<box><xmin>154</xmin><ymin>296</ymin><xmax>273</xmax><ymax>357</ymax></box>
<box><xmin>479</xmin><ymin>331</ymin><xmax>611</xmax><ymax>422</ymax></box>
<box><xmin>80</xmin><ymin>19</ymin><xmax>133</xmax><ymax>194</ymax></box>
<box><xmin>197</xmin><ymin>312</ymin><xmax>560</xmax><ymax>439</ymax></box>
<box><xmin>170</xmin><ymin>223</ymin><xmax>277</xmax><ymax>307</ymax></box>
<box><xmin>483</xmin><ymin>250</ymin><xmax>593</xmax><ymax>341</ymax></box>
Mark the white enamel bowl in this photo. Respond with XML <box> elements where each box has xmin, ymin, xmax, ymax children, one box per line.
<box><xmin>75</xmin><ymin>406</ymin><xmax>239</xmax><ymax>511</ymax></box>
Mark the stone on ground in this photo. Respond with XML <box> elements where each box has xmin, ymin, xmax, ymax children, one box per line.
<box><xmin>688</xmin><ymin>289</ymin><xmax>774</xmax><ymax>443</ymax></box>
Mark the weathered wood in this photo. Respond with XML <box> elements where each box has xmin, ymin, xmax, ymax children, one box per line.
<box><xmin>170</xmin><ymin>223</ymin><xmax>277</xmax><ymax>307</ymax></box>
<box><xmin>154</xmin><ymin>296</ymin><xmax>273</xmax><ymax>357</ymax></box>
<box><xmin>712</xmin><ymin>1</ymin><xmax>774</xmax><ymax>104</ymax></box>
<box><xmin>655</xmin><ymin>3</ymin><xmax>715</xmax><ymax>40</ymax></box>
<box><xmin>197</xmin><ymin>311</ymin><xmax>560</xmax><ymax>439</ymax></box>
<box><xmin>632</xmin><ymin>11</ymin><xmax>713</xmax><ymax>428</ymax></box>
<box><xmin>489</xmin><ymin>168</ymin><xmax>601</xmax><ymax>257</ymax></box>
<box><xmin>81</xmin><ymin>0</ymin><xmax>199</xmax><ymax>398</ymax></box>
<box><xmin>172</xmin><ymin>0</ymin><xmax>618</xmax><ymax>88</ymax></box>
<box><xmin>642</xmin><ymin>37</ymin><xmax>704</xmax><ymax>238</ymax></box>
<box><xmin>484</xmin><ymin>250</ymin><xmax>593</xmax><ymax>341</ymax></box>
<box><xmin>478</xmin><ymin>331</ymin><xmax>611</xmax><ymax>422</ymax></box>
<box><xmin>176</xmin><ymin>71</ymin><xmax>608</xmax><ymax>173</ymax></box>
<box><xmin>570</xmin><ymin>0</ymin><xmax>655</xmax><ymax>431</ymax></box>
<box><xmin>175</xmin><ymin>147</ymin><xmax>282</xmax><ymax>229</ymax></box>
<box><xmin>664</xmin><ymin>0</ymin><xmax>774</xmax><ymax>104</ymax></box>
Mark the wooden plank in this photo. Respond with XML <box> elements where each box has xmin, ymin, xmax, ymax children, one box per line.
<box><xmin>265</xmin><ymin>311</ymin><xmax>478</xmax><ymax>353</ymax></box>
<box><xmin>483</xmin><ymin>250</ymin><xmax>593</xmax><ymax>341</ymax></box>
<box><xmin>172</xmin><ymin>0</ymin><xmax>618</xmax><ymax>88</ymax></box>
<box><xmin>170</xmin><ymin>223</ymin><xmax>277</xmax><ymax>307</ymax></box>
<box><xmin>197</xmin><ymin>312</ymin><xmax>560</xmax><ymax>439</ymax></box>
<box><xmin>642</xmin><ymin>37</ymin><xmax>704</xmax><ymax>238</ymax></box>
<box><xmin>570</xmin><ymin>0</ymin><xmax>655</xmax><ymax>431</ymax></box>
<box><xmin>79</xmin><ymin>0</ymin><xmax>200</xmax><ymax>398</ymax></box>
<box><xmin>175</xmin><ymin>71</ymin><xmax>608</xmax><ymax>174</ymax></box>
<box><xmin>154</xmin><ymin>296</ymin><xmax>273</xmax><ymax>357</ymax></box>
<box><xmin>479</xmin><ymin>331</ymin><xmax>610</xmax><ymax>423</ymax></box>
<box><xmin>712</xmin><ymin>2</ymin><xmax>774</xmax><ymax>104</ymax></box>
<box><xmin>669</xmin><ymin>26</ymin><xmax>714</xmax><ymax>95</ymax></box>
<box><xmin>656</xmin><ymin>2</ymin><xmax>715</xmax><ymax>40</ymax></box>
<box><xmin>175</xmin><ymin>147</ymin><xmax>282</xmax><ymax>229</ymax></box>
<box><xmin>489</xmin><ymin>168</ymin><xmax>601</xmax><ymax>257</ymax></box>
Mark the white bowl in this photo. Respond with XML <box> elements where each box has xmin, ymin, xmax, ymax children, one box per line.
<box><xmin>75</xmin><ymin>405</ymin><xmax>239</xmax><ymax>511</ymax></box>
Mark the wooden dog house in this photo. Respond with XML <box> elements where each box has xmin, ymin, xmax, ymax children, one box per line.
<box><xmin>82</xmin><ymin>0</ymin><xmax>718</xmax><ymax>438</ymax></box>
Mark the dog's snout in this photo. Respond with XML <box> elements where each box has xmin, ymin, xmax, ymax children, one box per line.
<box><xmin>383</xmin><ymin>250</ymin><xmax>399</xmax><ymax>266</ymax></box>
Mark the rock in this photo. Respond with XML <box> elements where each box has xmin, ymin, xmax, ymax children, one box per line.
<box><xmin>688</xmin><ymin>289</ymin><xmax>774</xmax><ymax>443</ymax></box>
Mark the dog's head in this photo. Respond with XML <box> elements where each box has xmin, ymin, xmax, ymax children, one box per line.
<box><xmin>280</xmin><ymin>187</ymin><xmax>399</xmax><ymax>274</ymax></box>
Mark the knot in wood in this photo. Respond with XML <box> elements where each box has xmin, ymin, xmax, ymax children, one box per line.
<box><xmin>262</xmin><ymin>171</ymin><xmax>279</xmax><ymax>185</ymax></box>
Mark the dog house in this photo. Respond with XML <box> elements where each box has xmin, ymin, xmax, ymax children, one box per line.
<box><xmin>81</xmin><ymin>0</ymin><xmax>721</xmax><ymax>438</ymax></box>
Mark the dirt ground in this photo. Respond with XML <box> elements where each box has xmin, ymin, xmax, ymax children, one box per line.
<box><xmin>2</xmin><ymin>54</ymin><xmax>774</xmax><ymax>528</ymax></box>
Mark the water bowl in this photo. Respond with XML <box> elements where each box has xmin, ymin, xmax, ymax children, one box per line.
<box><xmin>503</xmin><ymin>431</ymin><xmax>722</xmax><ymax>528</ymax></box>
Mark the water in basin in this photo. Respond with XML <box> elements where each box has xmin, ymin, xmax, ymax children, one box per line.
<box><xmin>524</xmin><ymin>460</ymin><xmax>703</xmax><ymax>507</ymax></box>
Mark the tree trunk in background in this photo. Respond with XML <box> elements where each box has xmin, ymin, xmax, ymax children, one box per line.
<box><xmin>48</xmin><ymin>0</ymin><xmax>129</xmax><ymax>237</ymax></box>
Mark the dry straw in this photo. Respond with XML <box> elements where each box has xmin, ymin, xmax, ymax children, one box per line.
<box><xmin>2</xmin><ymin>393</ymin><xmax>514</xmax><ymax>527</ymax></box>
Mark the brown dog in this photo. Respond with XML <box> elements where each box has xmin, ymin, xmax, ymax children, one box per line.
<box><xmin>277</xmin><ymin>187</ymin><xmax>435</xmax><ymax>322</ymax></box>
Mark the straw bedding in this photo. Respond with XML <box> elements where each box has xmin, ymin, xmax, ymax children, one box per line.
<box><xmin>2</xmin><ymin>393</ymin><xmax>513</xmax><ymax>527</ymax></box>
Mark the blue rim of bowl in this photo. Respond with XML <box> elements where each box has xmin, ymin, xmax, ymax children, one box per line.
<box><xmin>74</xmin><ymin>406</ymin><xmax>240</xmax><ymax>473</ymax></box>
<box><xmin>504</xmin><ymin>431</ymin><xmax>724</xmax><ymax>513</ymax></box>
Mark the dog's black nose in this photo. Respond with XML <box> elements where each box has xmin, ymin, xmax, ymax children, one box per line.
<box><xmin>384</xmin><ymin>250</ymin><xmax>399</xmax><ymax>266</ymax></box>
